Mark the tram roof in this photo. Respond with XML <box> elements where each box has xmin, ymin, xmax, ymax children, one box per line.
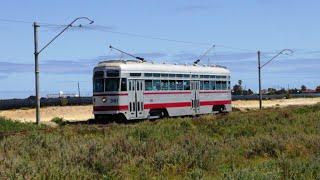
<box><xmin>95</xmin><ymin>60</ymin><xmax>230</xmax><ymax>75</ymax></box>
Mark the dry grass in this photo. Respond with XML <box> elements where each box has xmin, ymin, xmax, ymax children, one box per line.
<box><xmin>0</xmin><ymin>104</ymin><xmax>320</xmax><ymax>179</ymax></box>
<box><xmin>1</xmin><ymin>98</ymin><xmax>320</xmax><ymax>123</ymax></box>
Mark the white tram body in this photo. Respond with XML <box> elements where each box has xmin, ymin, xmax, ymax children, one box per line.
<box><xmin>93</xmin><ymin>60</ymin><xmax>231</xmax><ymax>120</ymax></box>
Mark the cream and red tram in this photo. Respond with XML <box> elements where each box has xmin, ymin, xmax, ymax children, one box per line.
<box><xmin>93</xmin><ymin>60</ymin><xmax>231</xmax><ymax>120</ymax></box>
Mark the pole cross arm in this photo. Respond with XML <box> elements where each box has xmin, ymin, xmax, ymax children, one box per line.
<box><xmin>260</xmin><ymin>49</ymin><xmax>294</xmax><ymax>68</ymax></box>
<box><xmin>38</xmin><ymin>17</ymin><xmax>94</xmax><ymax>54</ymax></box>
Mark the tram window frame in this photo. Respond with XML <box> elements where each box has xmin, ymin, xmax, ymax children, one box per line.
<box><xmin>169</xmin><ymin>74</ymin><xmax>176</xmax><ymax>78</ymax></box>
<box><xmin>130</xmin><ymin>73</ymin><xmax>141</xmax><ymax>77</ymax></box>
<box><xmin>94</xmin><ymin>71</ymin><xmax>104</xmax><ymax>78</ymax></box>
<box><xmin>145</xmin><ymin>80</ymin><xmax>152</xmax><ymax>91</ymax></box>
<box><xmin>221</xmin><ymin>81</ymin><xmax>227</xmax><ymax>90</ymax></box>
<box><xmin>200</xmin><ymin>81</ymin><xmax>204</xmax><ymax>90</ymax></box>
<box><xmin>161</xmin><ymin>73</ymin><xmax>169</xmax><ymax>77</ymax></box>
<box><xmin>210</xmin><ymin>81</ymin><xmax>216</xmax><ymax>90</ymax></box>
<box><xmin>176</xmin><ymin>74</ymin><xmax>183</xmax><ymax>78</ymax></box>
<box><xmin>177</xmin><ymin>80</ymin><xmax>183</xmax><ymax>90</ymax></box>
<box><xmin>161</xmin><ymin>80</ymin><xmax>169</xmax><ymax>90</ymax></box>
<box><xmin>169</xmin><ymin>80</ymin><xmax>176</xmax><ymax>90</ymax></box>
<box><xmin>153</xmin><ymin>73</ymin><xmax>160</xmax><ymax>77</ymax></box>
<box><xmin>216</xmin><ymin>81</ymin><xmax>222</xmax><ymax>90</ymax></box>
<box><xmin>183</xmin><ymin>80</ymin><xmax>190</xmax><ymax>90</ymax></box>
<box><xmin>192</xmin><ymin>74</ymin><xmax>198</xmax><ymax>78</ymax></box>
<box><xmin>153</xmin><ymin>80</ymin><xmax>161</xmax><ymax>90</ymax></box>
<box><xmin>145</xmin><ymin>73</ymin><xmax>152</xmax><ymax>77</ymax></box>
<box><xmin>93</xmin><ymin>78</ymin><xmax>104</xmax><ymax>92</ymax></box>
<box><xmin>105</xmin><ymin>78</ymin><xmax>120</xmax><ymax>91</ymax></box>
<box><xmin>203</xmin><ymin>81</ymin><xmax>210</xmax><ymax>90</ymax></box>
<box><xmin>106</xmin><ymin>69</ymin><xmax>119</xmax><ymax>77</ymax></box>
<box><xmin>183</xmin><ymin>74</ymin><xmax>190</xmax><ymax>78</ymax></box>
<box><xmin>210</xmin><ymin>75</ymin><xmax>215</xmax><ymax>79</ymax></box>
<box><xmin>120</xmin><ymin>78</ymin><xmax>127</xmax><ymax>91</ymax></box>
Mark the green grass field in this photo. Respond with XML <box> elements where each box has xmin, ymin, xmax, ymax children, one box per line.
<box><xmin>1</xmin><ymin>104</ymin><xmax>320</xmax><ymax>179</ymax></box>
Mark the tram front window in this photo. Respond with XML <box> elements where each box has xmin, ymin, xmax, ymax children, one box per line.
<box><xmin>105</xmin><ymin>78</ymin><xmax>120</xmax><ymax>91</ymax></box>
<box><xmin>93</xmin><ymin>79</ymin><xmax>104</xmax><ymax>92</ymax></box>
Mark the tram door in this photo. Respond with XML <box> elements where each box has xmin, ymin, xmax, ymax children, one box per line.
<box><xmin>190</xmin><ymin>81</ymin><xmax>200</xmax><ymax>114</ymax></box>
<box><xmin>128</xmin><ymin>79</ymin><xmax>144</xmax><ymax>119</ymax></box>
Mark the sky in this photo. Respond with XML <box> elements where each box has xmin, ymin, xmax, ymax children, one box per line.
<box><xmin>0</xmin><ymin>0</ymin><xmax>319</xmax><ymax>99</ymax></box>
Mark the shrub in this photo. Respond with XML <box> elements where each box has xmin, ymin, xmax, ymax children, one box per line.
<box><xmin>51</xmin><ymin>117</ymin><xmax>65</xmax><ymax>125</ymax></box>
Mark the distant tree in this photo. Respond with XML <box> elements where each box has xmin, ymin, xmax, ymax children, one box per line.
<box><xmin>247</xmin><ymin>89</ymin><xmax>254</xmax><ymax>95</ymax></box>
<box><xmin>276</xmin><ymin>88</ymin><xmax>287</xmax><ymax>95</ymax></box>
<box><xmin>316</xmin><ymin>86</ymin><xmax>320</xmax><ymax>93</ymax></box>
<box><xmin>238</xmin><ymin>80</ymin><xmax>243</xmax><ymax>87</ymax></box>
<box><xmin>289</xmin><ymin>88</ymin><xmax>300</xmax><ymax>94</ymax></box>
<box><xmin>232</xmin><ymin>84</ymin><xmax>242</xmax><ymax>95</ymax></box>
<box><xmin>301</xmin><ymin>85</ymin><xmax>307</xmax><ymax>92</ymax></box>
<box><xmin>267</xmin><ymin>88</ymin><xmax>276</xmax><ymax>95</ymax></box>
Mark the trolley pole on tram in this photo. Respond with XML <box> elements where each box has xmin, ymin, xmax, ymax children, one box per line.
<box><xmin>33</xmin><ymin>17</ymin><xmax>94</xmax><ymax>125</ymax></box>
<box><xmin>257</xmin><ymin>49</ymin><xmax>293</xmax><ymax>110</ymax></box>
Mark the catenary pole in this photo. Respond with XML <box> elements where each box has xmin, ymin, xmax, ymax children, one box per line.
<box><xmin>33</xmin><ymin>17</ymin><xmax>94</xmax><ymax>125</ymax></box>
<box><xmin>258</xmin><ymin>51</ymin><xmax>262</xmax><ymax>110</ymax></box>
<box><xmin>257</xmin><ymin>49</ymin><xmax>293</xmax><ymax>110</ymax></box>
<box><xmin>77</xmin><ymin>82</ymin><xmax>81</xmax><ymax>97</ymax></box>
<box><xmin>33</xmin><ymin>22</ymin><xmax>40</xmax><ymax>124</ymax></box>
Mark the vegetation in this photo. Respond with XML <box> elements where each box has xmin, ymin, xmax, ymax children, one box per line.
<box><xmin>51</xmin><ymin>117</ymin><xmax>66</xmax><ymax>126</ymax></box>
<box><xmin>0</xmin><ymin>116</ymin><xmax>44</xmax><ymax>133</ymax></box>
<box><xmin>1</xmin><ymin>104</ymin><xmax>320</xmax><ymax>179</ymax></box>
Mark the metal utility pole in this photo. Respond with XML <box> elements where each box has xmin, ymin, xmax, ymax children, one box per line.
<box><xmin>258</xmin><ymin>51</ymin><xmax>262</xmax><ymax>109</ymax></box>
<box><xmin>77</xmin><ymin>82</ymin><xmax>81</xmax><ymax>97</ymax></box>
<box><xmin>33</xmin><ymin>17</ymin><xmax>94</xmax><ymax>125</ymax></box>
<box><xmin>257</xmin><ymin>49</ymin><xmax>293</xmax><ymax>110</ymax></box>
<box><xmin>33</xmin><ymin>22</ymin><xmax>40</xmax><ymax>124</ymax></box>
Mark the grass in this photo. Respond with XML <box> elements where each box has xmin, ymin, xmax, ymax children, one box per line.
<box><xmin>1</xmin><ymin>104</ymin><xmax>320</xmax><ymax>179</ymax></box>
<box><xmin>0</xmin><ymin>116</ymin><xmax>45</xmax><ymax>133</ymax></box>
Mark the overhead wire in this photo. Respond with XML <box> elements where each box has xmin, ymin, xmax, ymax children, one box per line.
<box><xmin>2</xmin><ymin>18</ymin><xmax>320</xmax><ymax>57</ymax></box>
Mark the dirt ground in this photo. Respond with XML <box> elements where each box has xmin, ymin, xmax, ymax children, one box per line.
<box><xmin>1</xmin><ymin>97</ymin><xmax>320</xmax><ymax>123</ymax></box>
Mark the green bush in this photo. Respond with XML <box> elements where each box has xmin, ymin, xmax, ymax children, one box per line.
<box><xmin>51</xmin><ymin>117</ymin><xmax>65</xmax><ymax>125</ymax></box>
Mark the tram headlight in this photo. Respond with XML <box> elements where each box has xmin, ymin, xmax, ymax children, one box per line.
<box><xmin>102</xmin><ymin>97</ymin><xmax>107</xmax><ymax>103</ymax></box>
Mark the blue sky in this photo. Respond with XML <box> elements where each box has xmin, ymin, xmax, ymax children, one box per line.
<box><xmin>0</xmin><ymin>0</ymin><xmax>319</xmax><ymax>98</ymax></box>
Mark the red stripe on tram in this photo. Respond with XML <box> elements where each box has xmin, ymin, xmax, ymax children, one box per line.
<box><xmin>94</xmin><ymin>105</ymin><xmax>128</xmax><ymax>111</ymax></box>
<box><xmin>144</xmin><ymin>102</ymin><xmax>191</xmax><ymax>109</ymax></box>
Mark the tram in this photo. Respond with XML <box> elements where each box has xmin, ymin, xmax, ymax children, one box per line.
<box><xmin>93</xmin><ymin>59</ymin><xmax>231</xmax><ymax>120</ymax></box>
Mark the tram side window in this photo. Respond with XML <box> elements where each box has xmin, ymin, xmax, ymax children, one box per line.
<box><xmin>204</xmin><ymin>81</ymin><xmax>210</xmax><ymax>90</ymax></box>
<box><xmin>183</xmin><ymin>80</ymin><xmax>190</xmax><ymax>90</ymax></box>
<box><xmin>221</xmin><ymin>81</ymin><xmax>227</xmax><ymax>90</ymax></box>
<box><xmin>106</xmin><ymin>70</ymin><xmax>119</xmax><ymax>77</ymax></box>
<box><xmin>177</xmin><ymin>80</ymin><xmax>183</xmax><ymax>90</ymax></box>
<box><xmin>169</xmin><ymin>80</ymin><xmax>176</xmax><ymax>90</ymax></box>
<box><xmin>105</xmin><ymin>78</ymin><xmax>120</xmax><ymax>91</ymax></box>
<box><xmin>210</xmin><ymin>81</ymin><xmax>216</xmax><ymax>90</ymax></box>
<box><xmin>216</xmin><ymin>81</ymin><xmax>222</xmax><ymax>90</ymax></box>
<box><xmin>161</xmin><ymin>80</ymin><xmax>169</xmax><ymax>90</ymax></box>
<box><xmin>153</xmin><ymin>80</ymin><xmax>161</xmax><ymax>90</ymax></box>
<box><xmin>145</xmin><ymin>80</ymin><xmax>153</xmax><ymax>91</ymax></box>
<box><xmin>121</xmin><ymin>78</ymin><xmax>127</xmax><ymax>91</ymax></box>
<box><xmin>94</xmin><ymin>71</ymin><xmax>104</xmax><ymax>78</ymax></box>
<box><xmin>228</xmin><ymin>81</ymin><xmax>231</xmax><ymax>90</ymax></box>
<box><xmin>200</xmin><ymin>81</ymin><xmax>204</xmax><ymax>90</ymax></box>
<box><xmin>93</xmin><ymin>79</ymin><xmax>104</xmax><ymax>92</ymax></box>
